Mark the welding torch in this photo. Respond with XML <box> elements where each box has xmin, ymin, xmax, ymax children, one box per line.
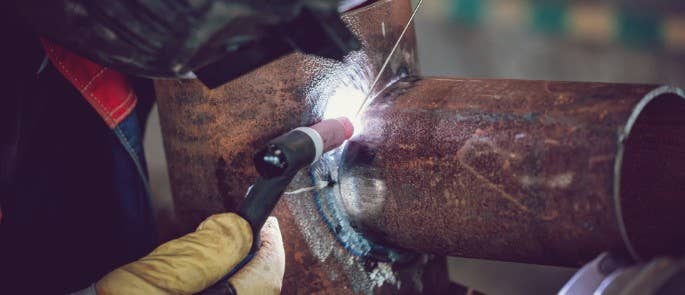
<box><xmin>200</xmin><ymin>117</ymin><xmax>353</xmax><ymax>295</ymax></box>
<box><xmin>238</xmin><ymin>117</ymin><xmax>354</xmax><ymax>241</ymax></box>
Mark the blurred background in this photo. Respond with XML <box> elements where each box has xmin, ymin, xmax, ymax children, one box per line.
<box><xmin>416</xmin><ymin>0</ymin><xmax>685</xmax><ymax>83</ymax></box>
<box><xmin>143</xmin><ymin>0</ymin><xmax>685</xmax><ymax>294</ymax></box>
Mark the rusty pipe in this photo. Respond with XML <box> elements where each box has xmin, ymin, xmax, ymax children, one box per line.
<box><xmin>153</xmin><ymin>0</ymin><xmax>685</xmax><ymax>290</ymax></box>
<box><xmin>153</xmin><ymin>0</ymin><xmax>459</xmax><ymax>294</ymax></box>
<box><xmin>339</xmin><ymin>77</ymin><xmax>685</xmax><ymax>266</ymax></box>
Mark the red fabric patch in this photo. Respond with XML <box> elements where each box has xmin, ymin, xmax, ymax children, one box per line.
<box><xmin>39</xmin><ymin>38</ymin><xmax>137</xmax><ymax>129</ymax></box>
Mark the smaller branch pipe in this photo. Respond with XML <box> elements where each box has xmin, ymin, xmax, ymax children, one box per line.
<box><xmin>340</xmin><ymin>77</ymin><xmax>685</xmax><ymax>266</ymax></box>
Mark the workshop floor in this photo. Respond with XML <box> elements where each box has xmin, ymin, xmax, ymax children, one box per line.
<box><xmin>143</xmin><ymin>1</ymin><xmax>685</xmax><ymax>294</ymax></box>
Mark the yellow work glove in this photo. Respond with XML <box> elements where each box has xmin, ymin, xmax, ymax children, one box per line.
<box><xmin>96</xmin><ymin>213</ymin><xmax>285</xmax><ymax>295</ymax></box>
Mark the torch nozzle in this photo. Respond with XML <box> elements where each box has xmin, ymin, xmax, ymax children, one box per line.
<box><xmin>308</xmin><ymin>117</ymin><xmax>354</xmax><ymax>153</ymax></box>
<box><xmin>254</xmin><ymin>117</ymin><xmax>354</xmax><ymax>179</ymax></box>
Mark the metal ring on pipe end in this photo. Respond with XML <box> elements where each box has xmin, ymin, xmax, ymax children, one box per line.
<box><xmin>294</xmin><ymin>127</ymin><xmax>324</xmax><ymax>164</ymax></box>
<box><xmin>613</xmin><ymin>85</ymin><xmax>685</xmax><ymax>262</ymax></box>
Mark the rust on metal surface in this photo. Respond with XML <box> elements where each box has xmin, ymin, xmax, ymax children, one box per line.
<box><xmin>153</xmin><ymin>0</ymin><xmax>454</xmax><ymax>293</ymax></box>
<box><xmin>154</xmin><ymin>0</ymin><xmax>685</xmax><ymax>289</ymax></box>
<box><xmin>340</xmin><ymin>77</ymin><xmax>685</xmax><ymax>266</ymax></box>
<box><xmin>155</xmin><ymin>0</ymin><xmax>417</xmax><ymax>231</ymax></box>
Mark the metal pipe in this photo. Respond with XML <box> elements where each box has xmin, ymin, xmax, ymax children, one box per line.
<box><xmin>153</xmin><ymin>0</ymin><xmax>456</xmax><ymax>293</ymax></box>
<box><xmin>339</xmin><ymin>77</ymin><xmax>685</xmax><ymax>266</ymax></box>
<box><xmin>153</xmin><ymin>0</ymin><xmax>685</xmax><ymax>290</ymax></box>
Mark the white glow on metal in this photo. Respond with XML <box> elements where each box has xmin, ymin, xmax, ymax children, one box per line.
<box><xmin>323</xmin><ymin>85</ymin><xmax>366</xmax><ymax>135</ymax></box>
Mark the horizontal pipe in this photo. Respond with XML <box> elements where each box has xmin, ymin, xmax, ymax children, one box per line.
<box><xmin>339</xmin><ymin>77</ymin><xmax>685</xmax><ymax>266</ymax></box>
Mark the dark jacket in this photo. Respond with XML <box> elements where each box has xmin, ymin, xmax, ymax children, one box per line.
<box><xmin>0</xmin><ymin>13</ymin><xmax>157</xmax><ymax>293</ymax></box>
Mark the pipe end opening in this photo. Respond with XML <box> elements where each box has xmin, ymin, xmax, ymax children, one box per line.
<box><xmin>618</xmin><ymin>88</ymin><xmax>685</xmax><ymax>260</ymax></box>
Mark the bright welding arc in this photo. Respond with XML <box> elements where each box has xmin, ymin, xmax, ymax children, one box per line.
<box><xmin>354</xmin><ymin>0</ymin><xmax>425</xmax><ymax>117</ymax></box>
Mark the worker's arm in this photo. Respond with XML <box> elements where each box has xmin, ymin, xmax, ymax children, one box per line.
<box><xmin>95</xmin><ymin>213</ymin><xmax>285</xmax><ymax>295</ymax></box>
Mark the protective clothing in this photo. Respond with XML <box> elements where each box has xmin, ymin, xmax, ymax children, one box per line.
<box><xmin>1</xmin><ymin>28</ymin><xmax>157</xmax><ymax>293</ymax></box>
<box><xmin>96</xmin><ymin>214</ymin><xmax>285</xmax><ymax>294</ymax></box>
<box><xmin>3</xmin><ymin>4</ymin><xmax>289</xmax><ymax>293</ymax></box>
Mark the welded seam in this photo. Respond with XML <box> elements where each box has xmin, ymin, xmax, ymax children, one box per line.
<box><xmin>355</xmin><ymin>0</ymin><xmax>425</xmax><ymax>116</ymax></box>
<box><xmin>308</xmin><ymin>152</ymin><xmax>408</xmax><ymax>262</ymax></box>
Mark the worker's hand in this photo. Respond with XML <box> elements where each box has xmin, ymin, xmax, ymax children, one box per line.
<box><xmin>95</xmin><ymin>213</ymin><xmax>284</xmax><ymax>295</ymax></box>
<box><xmin>229</xmin><ymin>217</ymin><xmax>285</xmax><ymax>295</ymax></box>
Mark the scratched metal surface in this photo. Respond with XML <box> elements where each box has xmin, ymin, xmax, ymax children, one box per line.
<box><xmin>339</xmin><ymin>77</ymin><xmax>685</xmax><ymax>266</ymax></box>
<box><xmin>409</xmin><ymin>10</ymin><xmax>685</xmax><ymax>294</ymax></box>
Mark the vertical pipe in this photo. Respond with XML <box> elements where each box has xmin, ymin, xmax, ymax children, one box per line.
<box><xmin>154</xmin><ymin>0</ymin><xmax>453</xmax><ymax>293</ymax></box>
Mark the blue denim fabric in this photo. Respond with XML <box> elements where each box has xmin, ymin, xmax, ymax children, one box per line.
<box><xmin>112</xmin><ymin>110</ymin><xmax>157</xmax><ymax>265</ymax></box>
